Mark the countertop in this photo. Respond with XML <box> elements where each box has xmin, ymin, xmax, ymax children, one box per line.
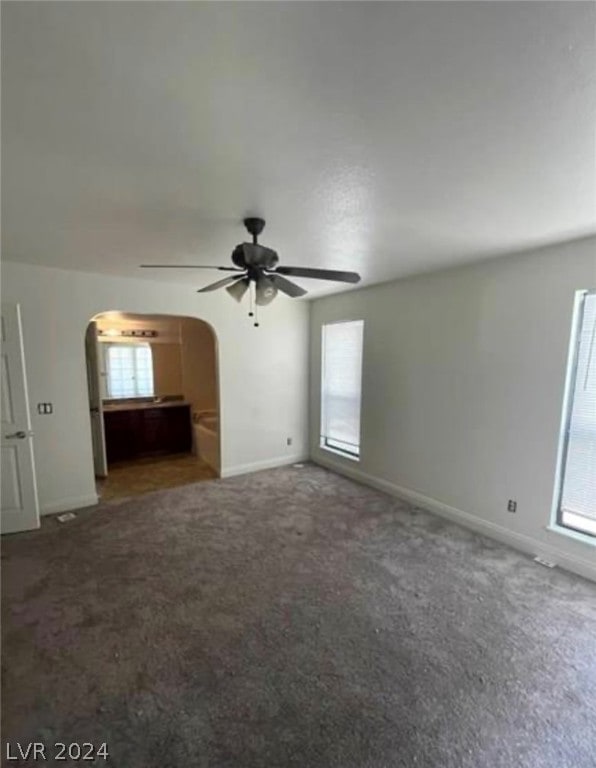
<box><xmin>103</xmin><ymin>400</ymin><xmax>191</xmax><ymax>413</ymax></box>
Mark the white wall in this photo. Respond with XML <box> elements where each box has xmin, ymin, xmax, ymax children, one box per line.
<box><xmin>1</xmin><ymin>262</ymin><xmax>309</xmax><ymax>513</ymax></box>
<box><xmin>180</xmin><ymin>317</ymin><xmax>218</xmax><ymax>415</ymax></box>
<box><xmin>310</xmin><ymin>237</ymin><xmax>596</xmax><ymax>580</ymax></box>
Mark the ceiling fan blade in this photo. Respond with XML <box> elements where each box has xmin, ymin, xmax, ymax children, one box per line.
<box><xmin>197</xmin><ymin>275</ymin><xmax>246</xmax><ymax>293</ymax></box>
<box><xmin>140</xmin><ymin>264</ymin><xmax>241</xmax><ymax>271</ymax></box>
<box><xmin>226</xmin><ymin>278</ymin><xmax>250</xmax><ymax>302</ymax></box>
<box><xmin>268</xmin><ymin>274</ymin><xmax>308</xmax><ymax>298</ymax></box>
<box><xmin>255</xmin><ymin>275</ymin><xmax>278</xmax><ymax>306</ymax></box>
<box><xmin>274</xmin><ymin>266</ymin><xmax>360</xmax><ymax>283</ymax></box>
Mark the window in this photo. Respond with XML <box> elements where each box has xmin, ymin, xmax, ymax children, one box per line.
<box><xmin>103</xmin><ymin>343</ymin><xmax>154</xmax><ymax>399</ymax></box>
<box><xmin>555</xmin><ymin>291</ymin><xmax>596</xmax><ymax>537</ymax></box>
<box><xmin>320</xmin><ymin>320</ymin><xmax>364</xmax><ymax>459</ymax></box>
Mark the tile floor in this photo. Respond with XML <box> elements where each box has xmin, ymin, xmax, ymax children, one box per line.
<box><xmin>96</xmin><ymin>453</ymin><xmax>218</xmax><ymax>501</ymax></box>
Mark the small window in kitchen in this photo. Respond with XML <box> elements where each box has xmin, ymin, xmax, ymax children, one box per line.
<box><xmin>320</xmin><ymin>320</ymin><xmax>364</xmax><ymax>459</ymax></box>
<box><xmin>555</xmin><ymin>290</ymin><xmax>596</xmax><ymax>538</ymax></box>
<box><xmin>103</xmin><ymin>343</ymin><xmax>154</xmax><ymax>399</ymax></box>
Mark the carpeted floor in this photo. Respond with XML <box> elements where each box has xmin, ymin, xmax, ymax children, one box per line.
<box><xmin>2</xmin><ymin>464</ymin><xmax>595</xmax><ymax>768</ymax></box>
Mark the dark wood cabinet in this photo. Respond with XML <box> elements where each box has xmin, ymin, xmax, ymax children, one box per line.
<box><xmin>104</xmin><ymin>405</ymin><xmax>192</xmax><ymax>464</ymax></box>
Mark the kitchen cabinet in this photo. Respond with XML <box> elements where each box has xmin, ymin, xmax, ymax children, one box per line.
<box><xmin>103</xmin><ymin>404</ymin><xmax>192</xmax><ymax>463</ymax></box>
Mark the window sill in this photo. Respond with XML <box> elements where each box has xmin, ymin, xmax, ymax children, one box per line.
<box><xmin>546</xmin><ymin>524</ymin><xmax>596</xmax><ymax>548</ymax></box>
<box><xmin>319</xmin><ymin>444</ymin><xmax>360</xmax><ymax>463</ymax></box>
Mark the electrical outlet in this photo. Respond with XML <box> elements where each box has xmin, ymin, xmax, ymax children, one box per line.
<box><xmin>37</xmin><ymin>403</ymin><xmax>53</xmax><ymax>415</ymax></box>
<box><xmin>287</xmin><ymin>437</ymin><xmax>293</xmax><ymax>446</ymax></box>
<box><xmin>507</xmin><ymin>499</ymin><xmax>517</xmax><ymax>513</ymax></box>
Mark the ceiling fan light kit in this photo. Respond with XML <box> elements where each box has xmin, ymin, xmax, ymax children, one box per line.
<box><xmin>226</xmin><ymin>277</ymin><xmax>250</xmax><ymax>302</ymax></box>
<box><xmin>140</xmin><ymin>217</ymin><xmax>361</xmax><ymax>327</ymax></box>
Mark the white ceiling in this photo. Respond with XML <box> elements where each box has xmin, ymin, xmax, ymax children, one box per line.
<box><xmin>2</xmin><ymin>2</ymin><xmax>595</xmax><ymax>298</ymax></box>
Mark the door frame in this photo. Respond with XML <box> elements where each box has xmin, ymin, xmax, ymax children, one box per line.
<box><xmin>83</xmin><ymin>311</ymin><xmax>221</xmax><ymax>484</ymax></box>
<box><xmin>1</xmin><ymin>302</ymin><xmax>41</xmax><ymax>534</ymax></box>
<box><xmin>85</xmin><ymin>321</ymin><xmax>108</xmax><ymax>477</ymax></box>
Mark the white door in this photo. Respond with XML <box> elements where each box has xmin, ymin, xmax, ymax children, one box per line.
<box><xmin>85</xmin><ymin>322</ymin><xmax>108</xmax><ymax>477</ymax></box>
<box><xmin>1</xmin><ymin>303</ymin><xmax>40</xmax><ymax>534</ymax></box>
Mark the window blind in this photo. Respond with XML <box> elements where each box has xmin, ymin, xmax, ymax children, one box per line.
<box><xmin>559</xmin><ymin>291</ymin><xmax>596</xmax><ymax>535</ymax></box>
<box><xmin>321</xmin><ymin>320</ymin><xmax>364</xmax><ymax>458</ymax></box>
<box><xmin>104</xmin><ymin>343</ymin><xmax>154</xmax><ymax>399</ymax></box>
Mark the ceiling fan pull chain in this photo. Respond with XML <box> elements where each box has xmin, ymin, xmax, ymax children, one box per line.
<box><xmin>254</xmin><ymin>302</ymin><xmax>259</xmax><ymax>328</ymax></box>
<box><xmin>248</xmin><ymin>282</ymin><xmax>254</xmax><ymax>318</ymax></box>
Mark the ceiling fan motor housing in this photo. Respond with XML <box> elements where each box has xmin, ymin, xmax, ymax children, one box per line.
<box><xmin>231</xmin><ymin>243</ymin><xmax>279</xmax><ymax>270</ymax></box>
<box><xmin>231</xmin><ymin>244</ymin><xmax>246</xmax><ymax>269</ymax></box>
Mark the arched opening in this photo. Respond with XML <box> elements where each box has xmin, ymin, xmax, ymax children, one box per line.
<box><xmin>84</xmin><ymin>311</ymin><xmax>220</xmax><ymax>501</ymax></box>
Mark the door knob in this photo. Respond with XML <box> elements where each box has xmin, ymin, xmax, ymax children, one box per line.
<box><xmin>5</xmin><ymin>431</ymin><xmax>27</xmax><ymax>439</ymax></box>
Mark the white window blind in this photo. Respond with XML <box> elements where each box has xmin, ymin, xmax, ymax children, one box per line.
<box><xmin>321</xmin><ymin>320</ymin><xmax>364</xmax><ymax>458</ymax></box>
<box><xmin>104</xmin><ymin>343</ymin><xmax>154</xmax><ymax>399</ymax></box>
<box><xmin>558</xmin><ymin>291</ymin><xmax>596</xmax><ymax>536</ymax></box>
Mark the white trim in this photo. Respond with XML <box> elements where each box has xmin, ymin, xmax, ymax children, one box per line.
<box><xmin>320</xmin><ymin>443</ymin><xmax>360</xmax><ymax>462</ymax></box>
<box><xmin>550</xmin><ymin>289</ymin><xmax>588</xmax><ymax>529</ymax></box>
<box><xmin>320</xmin><ymin>318</ymin><xmax>364</xmax><ymax>469</ymax></box>
<box><xmin>313</xmin><ymin>454</ymin><xmax>596</xmax><ymax>583</ymax></box>
<box><xmin>221</xmin><ymin>455</ymin><xmax>309</xmax><ymax>479</ymax></box>
<box><xmin>41</xmin><ymin>494</ymin><xmax>99</xmax><ymax>516</ymax></box>
<box><xmin>548</xmin><ymin>523</ymin><xmax>596</xmax><ymax>547</ymax></box>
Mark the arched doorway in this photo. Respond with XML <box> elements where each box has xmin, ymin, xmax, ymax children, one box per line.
<box><xmin>84</xmin><ymin>311</ymin><xmax>220</xmax><ymax>501</ymax></box>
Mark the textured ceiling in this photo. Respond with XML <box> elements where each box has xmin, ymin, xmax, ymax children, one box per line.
<box><xmin>2</xmin><ymin>1</ymin><xmax>595</xmax><ymax>298</ymax></box>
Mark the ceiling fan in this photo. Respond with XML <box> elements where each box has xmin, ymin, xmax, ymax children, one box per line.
<box><xmin>140</xmin><ymin>217</ymin><xmax>360</xmax><ymax>325</ymax></box>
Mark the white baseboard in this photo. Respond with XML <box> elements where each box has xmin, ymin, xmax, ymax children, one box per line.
<box><xmin>313</xmin><ymin>454</ymin><xmax>596</xmax><ymax>583</ymax></box>
<box><xmin>41</xmin><ymin>493</ymin><xmax>99</xmax><ymax>516</ymax></box>
<box><xmin>221</xmin><ymin>454</ymin><xmax>309</xmax><ymax>479</ymax></box>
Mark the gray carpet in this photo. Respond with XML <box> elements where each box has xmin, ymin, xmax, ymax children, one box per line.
<box><xmin>2</xmin><ymin>464</ymin><xmax>595</xmax><ymax>768</ymax></box>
